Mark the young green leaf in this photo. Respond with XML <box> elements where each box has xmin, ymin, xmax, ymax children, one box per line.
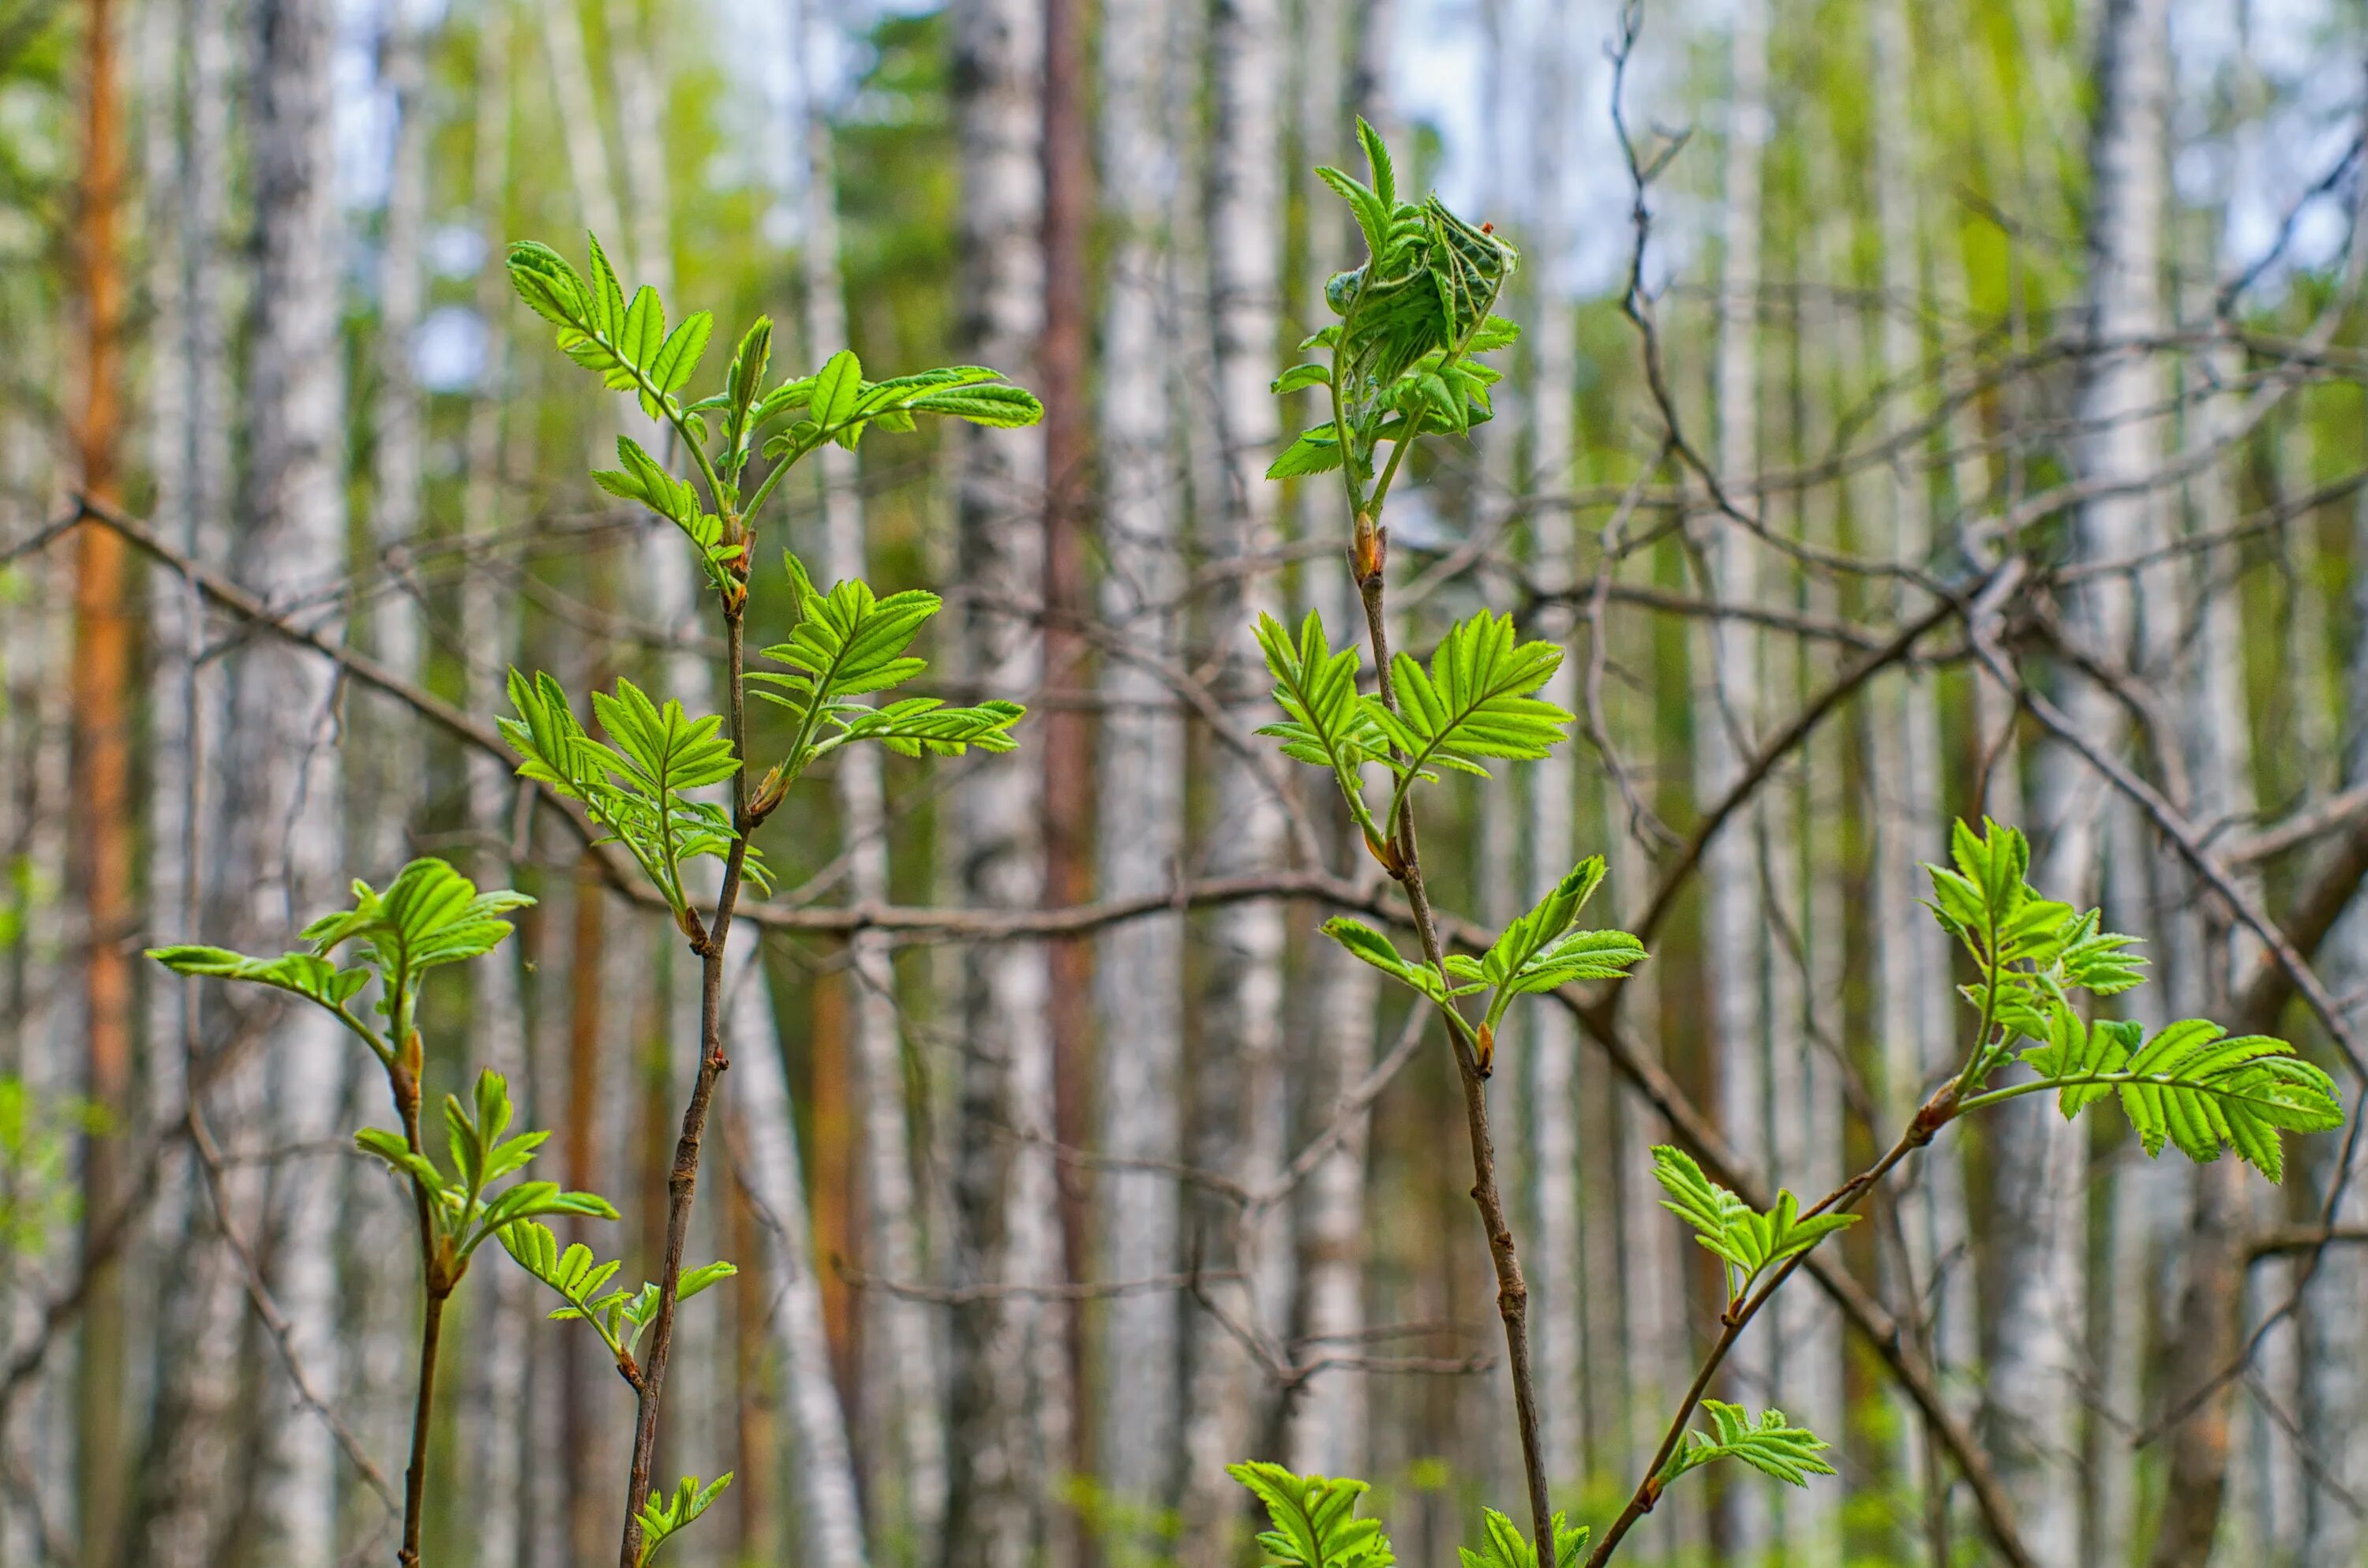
<box><xmin>1457</xmin><ymin>1507</ymin><xmax>1587</xmax><ymax>1568</ymax></box>
<box><xmin>635</xmin><ymin>1473</ymin><xmax>733</xmax><ymax>1567</ymax></box>
<box><xmin>1659</xmin><ymin>1401</ymin><xmax>1838</xmax><ymax>1490</ymax></box>
<box><xmin>1227</xmin><ymin>1461</ymin><xmax>1397</xmax><ymax>1568</ymax></box>
<box><xmin>1365</xmin><ymin>609</ymin><xmax>1572</xmax><ymax>795</ymax></box>
<box><xmin>1320</xmin><ymin>918</ymin><xmax>1473</xmax><ymax>1008</ymax></box>
<box><xmin>1252</xmin><ymin>610</ymin><xmax>1387</xmax><ymax>834</ymax></box>
<box><xmin>1648</xmin><ymin>1146</ymin><xmax>1856</xmax><ymax>1299</ymax></box>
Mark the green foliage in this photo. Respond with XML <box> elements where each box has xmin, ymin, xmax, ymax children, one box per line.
<box><xmin>0</xmin><ymin>1078</ymin><xmax>96</xmax><ymax>1255</ymax></box>
<box><xmin>150</xmin><ymin>856</ymin><xmax>532</xmax><ymax>1064</ymax></box>
<box><xmin>1279</xmin><ymin>119</ymin><xmax>1520</xmax><ymax>485</ymax></box>
<box><xmin>1458</xmin><ymin>1507</ymin><xmax>1588</xmax><ymax>1568</ymax></box>
<box><xmin>500</xmin><ymin>1218</ymin><xmax>736</xmax><ymax>1375</ymax></box>
<box><xmin>1252</xmin><ymin>605</ymin><xmax>1572</xmax><ymax>837</ymax></box>
<box><xmin>1649</xmin><ymin>1146</ymin><xmax>1856</xmax><ymax>1304</ymax></box>
<box><xmin>354</xmin><ymin>1071</ymin><xmax>616</xmax><ymax>1277</ymax></box>
<box><xmin>1229</xmin><ymin>1465</ymin><xmax>1584</xmax><ymax>1568</ymax></box>
<box><xmin>1657</xmin><ymin>1401</ymin><xmax>1837</xmax><ymax>1491</ymax></box>
<box><xmin>1931</xmin><ymin>818</ymin><xmax>2339</xmax><ymax>1181</ymax></box>
<box><xmin>1227</xmin><ymin>1462</ymin><xmax>1396</xmax><ymax>1568</ymax></box>
<box><xmin>633</xmin><ymin>1473</ymin><xmax>733</xmax><ymax>1566</ymax></box>
<box><xmin>2016</xmin><ymin>1013</ymin><xmax>2341</xmax><ymax>1182</ymax></box>
<box><xmin>508</xmin><ymin>235</ymin><xmax>1041</xmax><ymax>598</ymax></box>
<box><xmin>750</xmin><ymin>552</ymin><xmax>1025</xmax><ymax>787</ymax></box>
<box><xmin>500</xmin><ymin>669</ymin><xmax>768</xmax><ymax>922</ymax></box>
<box><xmin>1446</xmin><ymin>857</ymin><xmax>1645</xmax><ymax>1031</ymax></box>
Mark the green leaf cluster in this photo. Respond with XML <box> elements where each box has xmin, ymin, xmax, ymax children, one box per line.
<box><xmin>1929</xmin><ymin>818</ymin><xmax>2338</xmax><ymax>1180</ymax></box>
<box><xmin>500</xmin><ymin>669</ymin><xmax>769</xmax><ymax>923</ymax></box>
<box><xmin>633</xmin><ymin>1472</ymin><xmax>733</xmax><ymax>1566</ymax></box>
<box><xmin>1272</xmin><ymin>120</ymin><xmax>1520</xmax><ymax>485</ymax></box>
<box><xmin>510</xmin><ymin>233</ymin><xmax>1041</xmax><ymax>597</ymax></box>
<box><xmin>1458</xmin><ymin>1508</ymin><xmax>1588</xmax><ymax>1568</ymax></box>
<box><xmin>2015</xmin><ymin>1012</ymin><xmax>2340</xmax><ymax>1182</ymax></box>
<box><xmin>1253</xmin><ymin>607</ymin><xmax>1572</xmax><ymax>843</ymax></box>
<box><xmin>1649</xmin><ymin>1146</ymin><xmax>1855</xmax><ymax>1304</ymax></box>
<box><xmin>150</xmin><ymin>857</ymin><xmax>533</xmax><ymax>1065</ymax></box>
<box><xmin>750</xmin><ymin>552</ymin><xmax>1025</xmax><ymax>790</ymax></box>
<box><xmin>1658</xmin><ymin>1401</ymin><xmax>1837</xmax><ymax>1491</ymax></box>
<box><xmin>355</xmin><ymin>1070</ymin><xmax>616</xmax><ymax>1281</ymax></box>
<box><xmin>500</xmin><ymin>1218</ymin><xmax>736</xmax><ymax>1379</ymax></box>
<box><xmin>1321</xmin><ymin>857</ymin><xmax>1643</xmax><ymax>1069</ymax></box>
<box><xmin>1227</xmin><ymin>1462</ymin><xmax>1396</xmax><ymax>1568</ymax></box>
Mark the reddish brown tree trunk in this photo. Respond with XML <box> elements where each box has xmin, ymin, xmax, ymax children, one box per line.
<box><xmin>71</xmin><ymin>0</ymin><xmax>134</xmax><ymax>1551</ymax></box>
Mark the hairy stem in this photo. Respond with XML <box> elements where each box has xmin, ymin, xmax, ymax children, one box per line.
<box><xmin>619</xmin><ymin>604</ymin><xmax>754</xmax><ymax>1568</ymax></box>
<box><xmin>1351</xmin><ymin>552</ymin><xmax>1555</xmax><ymax>1559</ymax></box>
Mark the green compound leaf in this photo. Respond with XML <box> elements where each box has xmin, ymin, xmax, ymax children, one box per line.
<box><xmin>1228</xmin><ymin>1461</ymin><xmax>1396</xmax><ymax>1568</ymax></box>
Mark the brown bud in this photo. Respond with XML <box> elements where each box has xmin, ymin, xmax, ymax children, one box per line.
<box><xmin>1474</xmin><ymin>1020</ymin><xmax>1495</xmax><ymax>1077</ymax></box>
<box><xmin>1362</xmin><ymin>828</ymin><xmax>1405</xmax><ymax>879</ymax></box>
<box><xmin>1351</xmin><ymin>511</ymin><xmax>1386</xmax><ymax>585</ymax></box>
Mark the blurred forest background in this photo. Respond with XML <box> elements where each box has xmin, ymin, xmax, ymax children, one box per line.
<box><xmin>7</xmin><ymin>0</ymin><xmax>2368</xmax><ymax>1563</ymax></box>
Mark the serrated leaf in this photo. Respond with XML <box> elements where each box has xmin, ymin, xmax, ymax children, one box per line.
<box><xmin>1662</xmin><ymin>1401</ymin><xmax>1838</xmax><ymax>1489</ymax></box>
<box><xmin>1366</xmin><ymin>610</ymin><xmax>1571</xmax><ymax>789</ymax></box>
<box><xmin>1268</xmin><ymin>426</ymin><xmax>1345</xmax><ymax>478</ymax></box>
<box><xmin>1227</xmin><ymin>1461</ymin><xmax>1396</xmax><ymax>1568</ymax></box>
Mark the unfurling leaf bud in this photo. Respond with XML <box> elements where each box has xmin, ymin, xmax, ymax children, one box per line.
<box><xmin>751</xmin><ymin>762</ymin><xmax>791</xmax><ymax>822</ymax></box>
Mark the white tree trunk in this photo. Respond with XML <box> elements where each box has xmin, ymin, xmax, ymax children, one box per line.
<box><xmin>244</xmin><ymin>0</ymin><xmax>350</xmax><ymax>1548</ymax></box>
<box><xmin>1867</xmin><ymin>0</ymin><xmax>1976</xmax><ymax>1469</ymax></box>
<box><xmin>723</xmin><ymin>944</ymin><xmax>871</xmax><ymax>1568</ymax></box>
<box><xmin>2004</xmin><ymin>2</ymin><xmax>2169</xmax><ymax>1560</ymax></box>
<box><xmin>944</xmin><ymin>5</ymin><xmax>1052</xmax><ymax>1566</ymax></box>
<box><xmin>1703</xmin><ymin>0</ymin><xmax>1774</xmax><ymax>1552</ymax></box>
<box><xmin>1179</xmin><ymin>2</ymin><xmax>1293</xmax><ymax>1560</ymax></box>
<box><xmin>459</xmin><ymin>11</ymin><xmax>535</xmax><ymax>1559</ymax></box>
<box><xmin>1089</xmin><ymin>0</ymin><xmax>1187</xmax><ymax>1537</ymax></box>
<box><xmin>1520</xmin><ymin>0</ymin><xmax>1588</xmax><ymax>1495</ymax></box>
<box><xmin>794</xmin><ymin>0</ymin><xmax>946</xmax><ymax>1547</ymax></box>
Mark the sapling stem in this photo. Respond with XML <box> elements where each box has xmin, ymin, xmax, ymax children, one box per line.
<box><xmin>619</xmin><ymin>601</ymin><xmax>754</xmax><ymax>1568</ymax></box>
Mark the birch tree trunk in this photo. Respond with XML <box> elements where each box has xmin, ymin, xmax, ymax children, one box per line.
<box><xmin>131</xmin><ymin>0</ymin><xmax>241</xmax><ymax>1551</ymax></box>
<box><xmin>1866</xmin><ymin>0</ymin><xmax>1977</xmax><ymax>1510</ymax></box>
<box><xmin>1521</xmin><ymin>0</ymin><xmax>1584</xmax><ymax>1492</ymax></box>
<box><xmin>2300</xmin><ymin>476</ymin><xmax>2368</xmax><ymax>1568</ymax></box>
<box><xmin>243</xmin><ymin>0</ymin><xmax>350</xmax><ymax>1551</ymax></box>
<box><xmin>724</xmin><ymin>941</ymin><xmax>871</xmax><ymax>1568</ymax></box>
<box><xmin>1284</xmin><ymin>0</ymin><xmax>1380</xmax><ymax>1482</ymax></box>
<box><xmin>1089</xmin><ymin>0</ymin><xmax>1187</xmax><ymax>1540</ymax></box>
<box><xmin>457</xmin><ymin>13</ymin><xmax>537</xmax><ymax>1561</ymax></box>
<box><xmin>796</xmin><ymin>0</ymin><xmax>946</xmax><ymax>1547</ymax></box>
<box><xmin>2006</xmin><ymin>3</ymin><xmax>2169</xmax><ymax>1561</ymax></box>
<box><xmin>1176</xmin><ymin>4</ymin><xmax>1293</xmax><ymax>1562</ymax></box>
<box><xmin>1703</xmin><ymin>0</ymin><xmax>1774</xmax><ymax>1552</ymax></box>
<box><xmin>944</xmin><ymin>6</ymin><xmax>1053</xmax><ymax>1566</ymax></box>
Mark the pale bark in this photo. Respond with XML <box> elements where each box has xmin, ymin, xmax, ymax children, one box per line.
<box><xmin>1703</xmin><ymin>0</ymin><xmax>1774</xmax><ymax>1551</ymax></box>
<box><xmin>796</xmin><ymin>0</ymin><xmax>945</xmax><ymax>1543</ymax></box>
<box><xmin>943</xmin><ymin>6</ymin><xmax>1052</xmax><ymax>1566</ymax></box>
<box><xmin>1178</xmin><ymin>1</ymin><xmax>1293</xmax><ymax>1559</ymax></box>
<box><xmin>1090</xmin><ymin>0</ymin><xmax>1187</xmax><ymax>1536</ymax></box>
<box><xmin>535</xmin><ymin>0</ymin><xmax>625</xmax><ymax>247</ymax></box>
<box><xmin>1866</xmin><ymin>1</ymin><xmax>1976</xmax><ymax>1495</ymax></box>
<box><xmin>1523</xmin><ymin>0</ymin><xmax>1585</xmax><ymax>1492</ymax></box>
<box><xmin>2006</xmin><ymin>3</ymin><xmax>2169</xmax><ymax>1562</ymax></box>
<box><xmin>1283</xmin><ymin>0</ymin><xmax>1378</xmax><ymax>1484</ymax></box>
<box><xmin>725</xmin><ymin>945</ymin><xmax>870</xmax><ymax>1568</ymax></box>
<box><xmin>245</xmin><ymin>0</ymin><xmax>351</xmax><ymax>1548</ymax></box>
<box><xmin>459</xmin><ymin>13</ymin><xmax>534</xmax><ymax>1560</ymax></box>
<box><xmin>129</xmin><ymin>0</ymin><xmax>239</xmax><ymax>1551</ymax></box>
<box><xmin>2299</xmin><ymin>475</ymin><xmax>2368</xmax><ymax>1568</ymax></box>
